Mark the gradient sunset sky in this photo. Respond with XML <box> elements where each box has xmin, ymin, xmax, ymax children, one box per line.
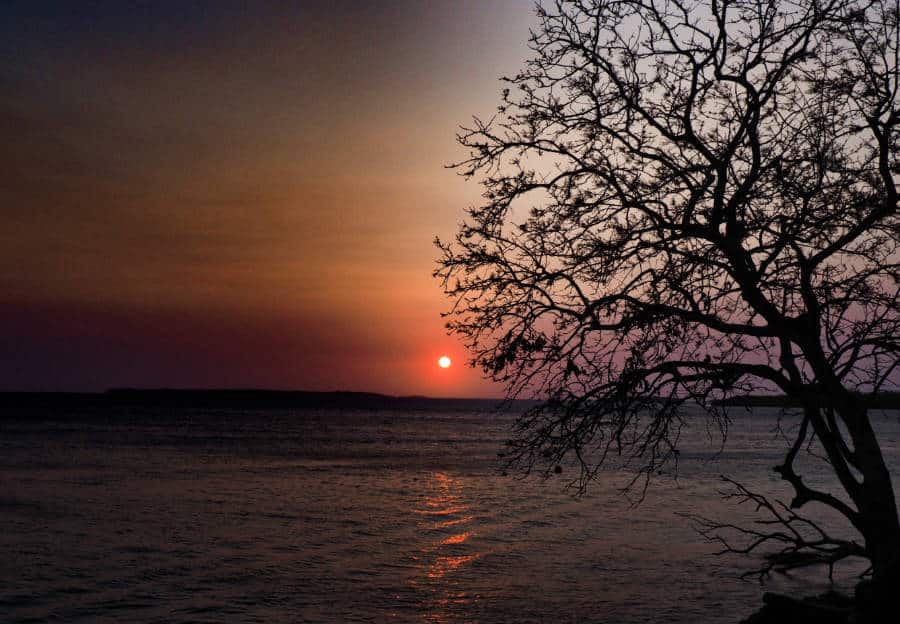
<box><xmin>1</xmin><ymin>0</ymin><xmax>537</xmax><ymax>397</ymax></box>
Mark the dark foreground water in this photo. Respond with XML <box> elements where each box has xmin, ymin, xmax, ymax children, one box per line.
<box><xmin>2</xmin><ymin>404</ymin><xmax>899</xmax><ymax>623</ymax></box>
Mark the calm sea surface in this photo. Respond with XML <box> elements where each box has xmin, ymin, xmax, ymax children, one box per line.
<box><xmin>2</xmin><ymin>404</ymin><xmax>899</xmax><ymax>623</ymax></box>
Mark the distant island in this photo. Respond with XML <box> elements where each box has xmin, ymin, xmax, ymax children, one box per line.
<box><xmin>0</xmin><ymin>388</ymin><xmax>515</xmax><ymax>411</ymax></box>
<box><xmin>3</xmin><ymin>389</ymin><xmax>898</xmax><ymax>411</ymax></box>
<box><xmin>718</xmin><ymin>392</ymin><xmax>900</xmax><ymax>409</ymax></box>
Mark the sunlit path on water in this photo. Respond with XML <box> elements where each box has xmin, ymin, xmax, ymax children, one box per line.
<box><xmin>412</xmin><ymin>472</ymin><xmax>481</xmax><ymax>622</ymax></box>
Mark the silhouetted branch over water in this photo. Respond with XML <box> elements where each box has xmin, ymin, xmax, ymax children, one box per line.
<box><xmin>437</xmin><ymin>0</ymin><xmax>900</xmax><ymax>619</ymax></box>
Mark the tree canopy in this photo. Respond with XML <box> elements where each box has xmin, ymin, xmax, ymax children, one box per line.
<box><xmin>437</xmin><ymin>0</ymin><xmax>899</xmax><ymax>609</ymax></box>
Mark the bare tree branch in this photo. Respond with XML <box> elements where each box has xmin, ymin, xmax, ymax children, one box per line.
<box><xmin>437</xmin><ymin>0</ymin><xmax>900</xmax><ymax>597</ymax></box>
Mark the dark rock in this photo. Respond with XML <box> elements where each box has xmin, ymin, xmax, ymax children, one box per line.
<box><xmin>855</xmin><ymin>578</ymin><xmax>899</xmax><ymax>623</ymax></box>
<box><xmin>741</xmin><ymin>591</ymin><xmax>854</xmax><ymax>624</ymax></box>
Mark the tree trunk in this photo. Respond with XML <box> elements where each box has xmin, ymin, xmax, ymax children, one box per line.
<box><xmin>845</xmin><ymin>407</ymin><xmax>900</xmax><ymax>621</ymax></box>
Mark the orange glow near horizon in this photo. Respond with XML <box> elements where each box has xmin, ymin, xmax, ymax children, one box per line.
<box><xmin>0</xmin><ymin>1</ymin><xmax>532</xmax><ymax>397</ymax></box>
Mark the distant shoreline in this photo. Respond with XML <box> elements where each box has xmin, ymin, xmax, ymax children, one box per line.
<box><xmin>717</xmin><ymin>392</ymin><xmax>900</xmax><ymax>409</ymax></box>
<box><xmin>3</xmin><ymin>388</ymin><xmax>898</xmax><ymax>411</ymax></box>
<box><xmin>0</xmin><ymin>388</ymin><xmax>518</xmax><ymax>411</ymax></box>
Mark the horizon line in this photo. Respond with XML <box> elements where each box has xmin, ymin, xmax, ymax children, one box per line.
<box><xmin>0</xmin><ymin>387</ymin><xmax>512</xmax><ymax>403</ymax></box>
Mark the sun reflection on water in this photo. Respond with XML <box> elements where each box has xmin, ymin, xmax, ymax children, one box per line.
<box><xmin>412</xmin><ymin>472</ymin><xmax>482</xmax><ymax>622</ymax></box>
<box><xmin>440</xmin><ymin>532</ymin><xmax>473</xmax><ymax>546</ymax></box>
<box><xmin>427</xmin><ymin>554</ymin><xmax>478</xmax><ymax>580</ymax></box>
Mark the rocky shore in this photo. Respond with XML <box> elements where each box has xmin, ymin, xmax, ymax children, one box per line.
<box><xmin>741</xmin><ymin>590</ymin><xmax>872</xmax><ymax>623</ymax></box>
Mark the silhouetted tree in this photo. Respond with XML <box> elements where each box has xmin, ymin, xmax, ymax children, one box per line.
<box><xmin>437</xmin><ymin>0</ymin><xmax>899</xmax><ymax>612</ymax></box>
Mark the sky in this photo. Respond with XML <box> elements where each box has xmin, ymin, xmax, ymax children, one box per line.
<box><xmin>1</xmin><ymin>0</ymin><xmax>537</xmax><ymax>397</ymax></box>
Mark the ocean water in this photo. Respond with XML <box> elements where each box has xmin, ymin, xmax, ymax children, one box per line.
<box><xmin>2</xmin><ymin>404</ymin><xmax>899</xmax><ymax>623</ymax></box>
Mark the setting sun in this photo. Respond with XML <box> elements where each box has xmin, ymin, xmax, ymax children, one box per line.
<box><xmin>438</xmin><ymin>356</ymin><xmax>452</xmax><ymax>368</ymax></box>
